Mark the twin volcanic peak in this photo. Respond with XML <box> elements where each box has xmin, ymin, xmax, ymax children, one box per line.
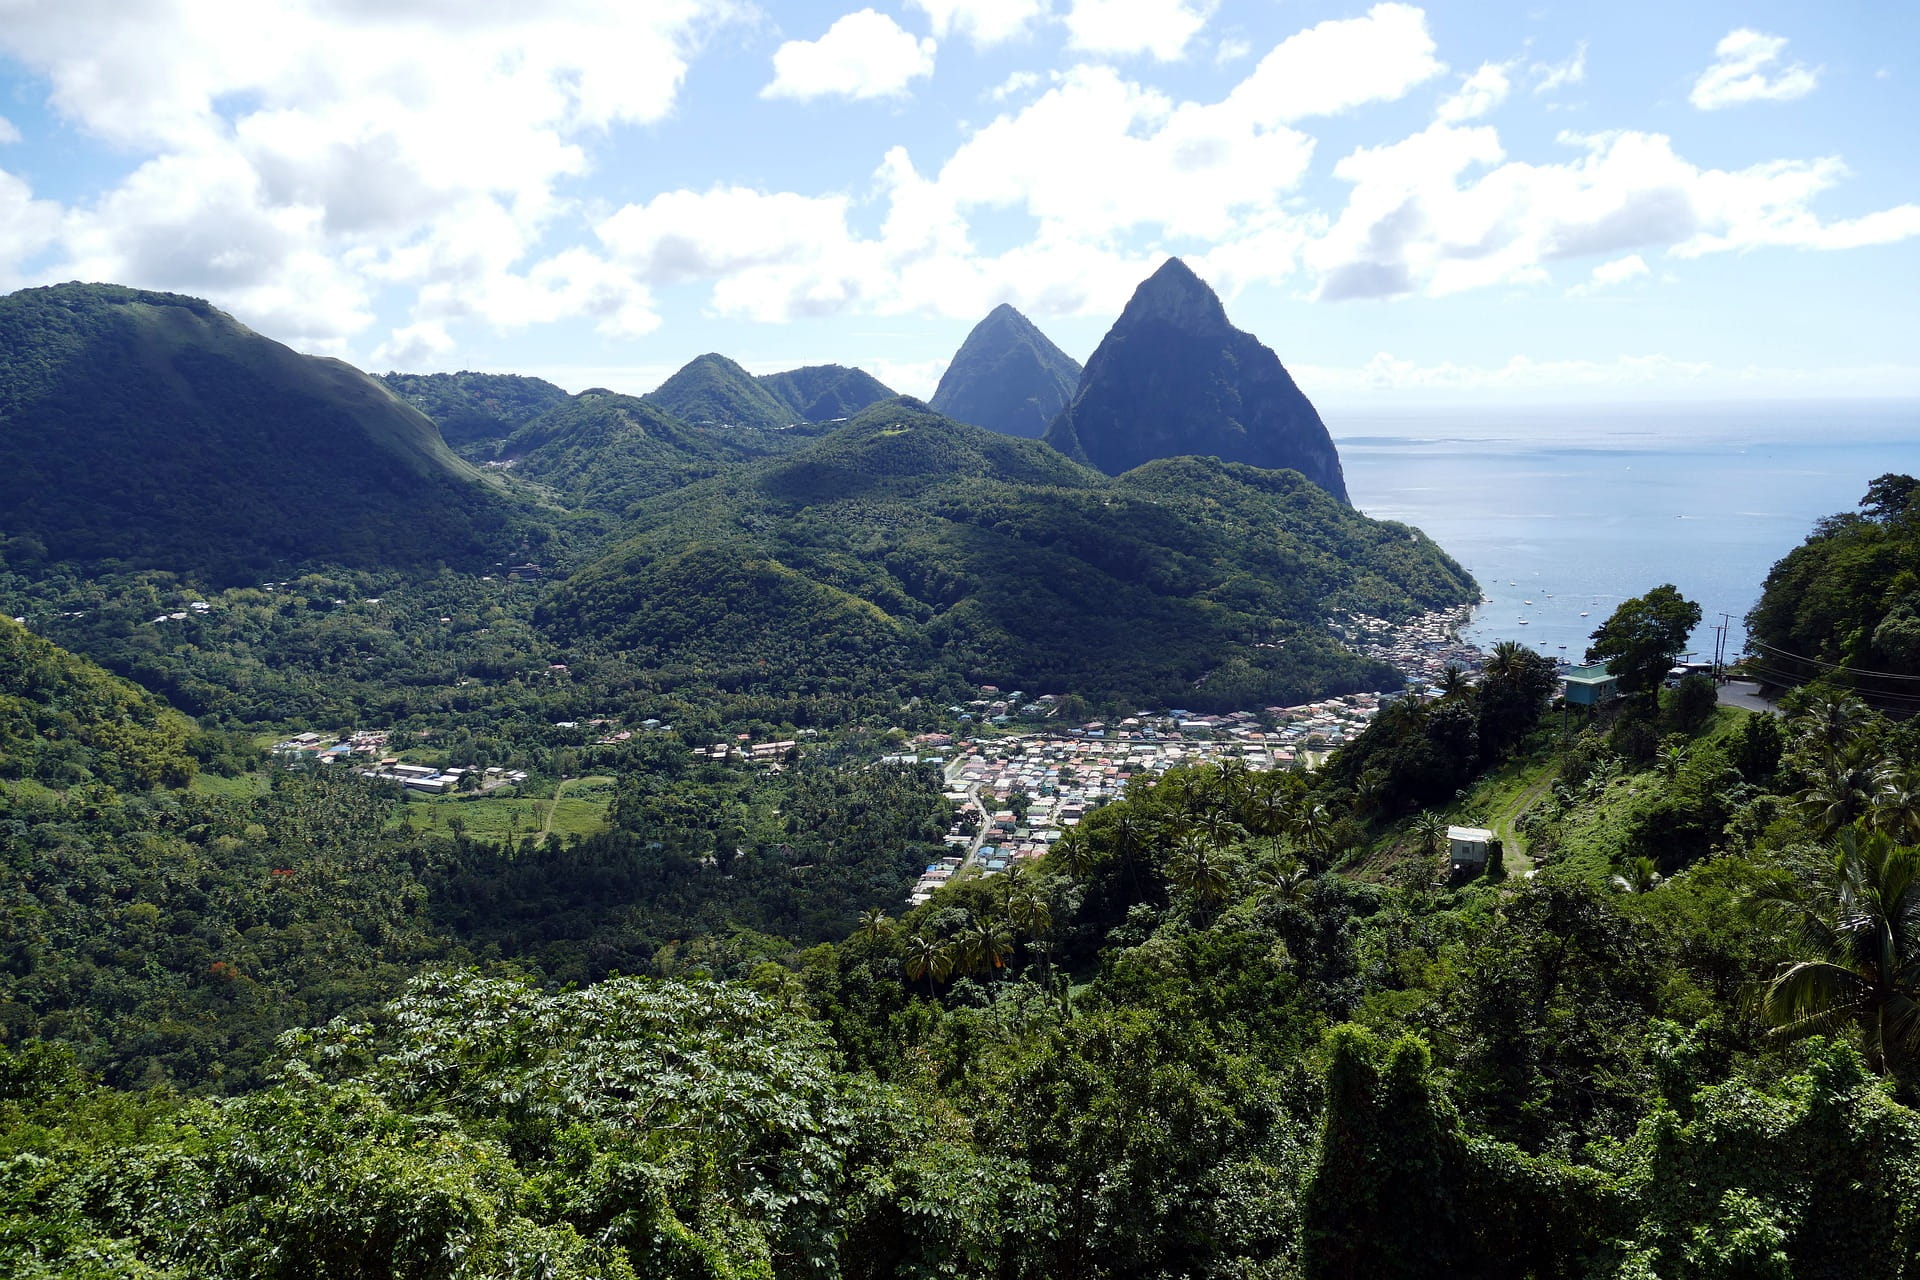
<box><xmin>1042</xmin><ymin>258</ymin><xmax>1349</xmax><ymax>504</ymax></box>
<box><xmin>928</xmin><ymin>303</ymin><xmax>1083</xmax><ymax>439</ymax></box>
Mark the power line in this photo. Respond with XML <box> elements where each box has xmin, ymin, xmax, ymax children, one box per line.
<box><xmin>1745</xmin><ymin>639</ymin><xmax>1920</xmax><ymax>684</ymax></box>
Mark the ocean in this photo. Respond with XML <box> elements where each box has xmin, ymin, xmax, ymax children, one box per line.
<box><xmin>1334</xmin><ymin>400</ymin><xmax>1920</xmax><ymax>666</ymax></box>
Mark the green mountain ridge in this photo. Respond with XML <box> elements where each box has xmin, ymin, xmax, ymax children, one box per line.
<box><xmin>545</xmin><ymin>398</ymin><xmax>1475</xmax><ymax>709</ymax></box>
<box><xmin>929</xmin><ymin>301</ymin><xmax>1082</xmax><ymax>438</ymax></box>
<box><xmin>379</xmin><ymin>369</ymin><xmax>570</xmax><ymax>451</ymax></box>
<box><xmin>0</xmin><ymin>283</ymin><xmax>525</xmax><ymax>579</ymax></box>
<box><xmin>645</xmin><ymin>352</ymin><xmax>795</xmax><ymax>430</ymax></box>
<box><xmin>757</xmin><ymin>363</ymin><xmax>896</xmax><ymax>422</ymax></box>
<box><xmin>1045</xmin><ymin>258</ymin><xmax>1350</xmax><ymax>503</ymax></box>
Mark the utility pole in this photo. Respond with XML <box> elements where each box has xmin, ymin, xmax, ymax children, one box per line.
<box><xmin>1715</xmin><ymin>613</ymin><xmax>1733</xmax><ymax>680</ymax></box>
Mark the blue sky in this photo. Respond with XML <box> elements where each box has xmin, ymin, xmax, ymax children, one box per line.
<box><xmin>0</xmin><ymin>0</ymin><xmax>1914</xmax><ymax>407</ymax></box>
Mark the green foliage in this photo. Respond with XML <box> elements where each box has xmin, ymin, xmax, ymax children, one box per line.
<box><xmin>756</xmin><ymin>364</ymin><xmax>895</xmax><ymax>423</ymax></box>
<box><xmin>0</xmin><ymin>284</ymin><xmax>530</xmax><ymax>580</ymax></box>
<box><xmin>379</xmin><ymin>369</ymin><xmax>570</xmax><ymax>449</ymax></box>
<box><xmin>546</xmin><ymin>401</ymin><xmax>1476</xmax><ymax>712</ymax></box>
<box><xmin>0</xmin><ymin>617</ymin><xmax>196</xmax><ymax>789</ymax></box>
<box><xmin>1747</xmin><ymin>473</ymin><xmax>1920</xmax><ymax>702</ymax></box>
<box><xmin>1586</xmin><ymin>583</ymin><xmax>1704</xmax><ymax>696</ymax></box>
<box><xmin>647</xmin><ymin>353</ymin><xmax>796</xmax><ymax>431</ymax></box>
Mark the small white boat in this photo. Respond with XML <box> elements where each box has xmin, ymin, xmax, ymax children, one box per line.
<box><xmin>1524</xmin><ymin>600</ymin><xmax>1534</xmax><ymax>605</ymax></box>
<box><xmin>1579</xmin><ymin>611</ymin><xmax>1589</xmax><ymax>617</ymax></box>
<box><xmin>1518</xmin><ymin>620</ymin><xmax>1529</xmax><ymax>626</ymax></box>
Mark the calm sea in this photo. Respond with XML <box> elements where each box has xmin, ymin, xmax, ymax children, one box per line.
<box><xmin>1334</xmin><ymin>400</ymin><xmax>1920</xmax><ymax>665</ymax></box>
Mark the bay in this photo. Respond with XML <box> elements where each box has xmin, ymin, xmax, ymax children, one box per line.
<box><xmin>1335</xmin><ymin>399</ymin><xmax>1920</xmax><ymax>666</ymax></box>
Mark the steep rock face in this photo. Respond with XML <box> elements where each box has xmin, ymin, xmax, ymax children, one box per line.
<box><xmin>1042</xmin><ymin>259</ymin><xmax>1348</xmax><ymax>503</ymax></box>
<box><xmin>928</xmin><ymin>304</ymin><xmax>1082</xmax><ymax>439</ymax></box>
<box><xmin>758</xmin><ymin>364</ymin><xmax>895</xmax><ymax>422</ymax></box>
<box><xmin>645</xmin><ymin>353</ymin><xmax>793</xmax><ymax>430</ymax></box>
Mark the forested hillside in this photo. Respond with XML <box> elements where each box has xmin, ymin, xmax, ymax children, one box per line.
<box><xmin>380</xmin><ymin>370</ymin><xmax>570</xmax><ymax>451</ymax></box>
<box><xmin>547</xmin><ymin>399</ymin><xmax>1475</xmax><ymax>711</ymax></box>
<box><xmin>0</xmin><ymin>284</ymin><xmax>530</xmax><ymax>580</ymax></box>
<box><xmin>1748</xmin><ymin>472</ymin><xmax>1920</xmax><ymax>705</ymax></box>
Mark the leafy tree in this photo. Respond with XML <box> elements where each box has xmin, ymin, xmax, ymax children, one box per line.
<box><xmin>1585</xmin><ymin>584</ymin><xmax>1702</xmax><ymax>696</ymax></box>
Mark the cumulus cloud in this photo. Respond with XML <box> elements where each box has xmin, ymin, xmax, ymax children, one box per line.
<box><xmin>987</xmin><ymin>70</ymin><xmax>1043</xmax><ymax>102</ymax></box>
<box><xmin>0</xmin><ymin>117</ymin><xmax>20</xmax><ymax>144</ymax></box>
<box><xmin>763</xmin><ymin>10</ymin><xmax>936</xmax><ymax>101</ymax></box>
<box><xmin>907</xmin><ymin>0</ymin><xmax>1048</xmax><ymax>47</ymax></box>
<box><xmin>1530</xmin><ymin>42</ymin><xmax>1586</xmax><ymax>95</ymax></box>
<box><xmin>1225</xmin><ymin>3</ymin><xmax>1444</xmax><ymax>124</ymax></box>
<box><xmin>1063</xmin><ymin>0</ymin><xmax>1216</xmax><ymax>61</ymax></box>
<box><xmin>0</xmin><ymin>0</ymin><xmax>736</xmax><ymax>346</ymax></box>
<box><xmin>1691</xmin><ymin>29</ymin><xmax>1820</xmax><ymax>110</ymax></box>
<box><xmin>1306</xmin><ymin>125</ymin><xmax>1920</xmax><ymax>302</ymax></box>
<box><xmin>1567</xmin><ymin>253</ymin><xmax>1650</xmax><ymax>295</ymax></box>
<box><xmin>1436</xmin><ymin>63</ymin><xmax>1511</xmax><ymax>123</ymax></box>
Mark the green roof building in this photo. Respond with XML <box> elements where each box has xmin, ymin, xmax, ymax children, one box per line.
<box><xmin>1563</xmin><ymin>663</ymin><xmax>1619</xmax><ymax>707</ymax></box>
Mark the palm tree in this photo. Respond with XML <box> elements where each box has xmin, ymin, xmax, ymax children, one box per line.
<box><xmin>957</xmin><ymin>916</ymin><xmax>1015</xmax><ymax>978</ymax></box>
<box><xmin>1803</xmin><ymin>756</ymin><xmax>1885</xmax><ymax>837</ymax></box>
<box><xmin>1872</xmin><ymin>763</ymin><xmax>1920</xmax><ymax>844</ymax></box>
<box><xmin>1410</xmin><ymin>811</ymin><xmax>1448</xmax><ymax>859</ymax></box>
<box><xmin>1798</xmin><ymin>692</ymin><xmax>1870</xmax><ymax>758</ymax></box>
<box><xmin>856</xmin><ymin>907</ymin><xmax>894</xmax><ymax>942</ymax></box>
<box><xmin>1167</xmin><ymin>830</ymin><xmax>1232</xmax><ymax>919</ymax></box>
<box><xmin>1006</xmin><ymin>878</ymin><xmax>1053</xmax><ymax>938</ymax></box>
<box><xmin>1256</xmin><ymin>857</ymin><xmax>1312</xmax><ymax>907</ymax></box>
<box><xmin>1750</xmin><ymin>828</ymin><xmax>1920</xmax><ymax>1074</ymax></box>
<box><xmin>1437</xmin><ymin>664</ymin><xmax>1470</xmax><ymax>699</ymax></box>
<box><xmin>902</xmin><ymin>934</ymin><xmax>953</xmax><ymax>998</ymax></box>
<box><xmin>1287</xmin><ymin>801</ymin><xmax>1335</xmax><ymax>871</ymax></box>
<box><xmin>1196</xmin><ymin>808</ymin><xmax>1246</xmax><ymax>849</ymax></box>
<box><xmin>1484</xmin><ymin>639</ymin><xmax>1532</xmax><ymax>682</ymax></box>
<box><xmin>1052</xmin><ymin>827</ymin><xmax>1096</xmax><ymax>881</ymax></box>
<box><xmin>1610</xmin><ymin>856</ymin><xmax>1662</xmax><ymax>894</ymax></box>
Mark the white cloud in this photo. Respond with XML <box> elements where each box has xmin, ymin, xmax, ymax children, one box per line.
<box><xmin>0</xmin><ymin>117</ymin><xmax>19</xmax><ymax>144</ymax></box>
<box><xmin>1690</xmin><ymin>29</ymin><xmax>1820</xmax><ymax>111</ymax></box>
<box><xmin>1530</xmin><ymin>42</ymin><xmax>1586</xmax><ymax>95</ymax></box>
<box><xmin>763</xmin><ymin>10</ymin><xmax>936</xmax><ymax>102</ymax></box>
<box><xmin>1567</xmin><ymin>252</ymin><xmax>1649</xmax><ymax>295</ymax></box>
<box><xmin>0</xmin><ymin>168</ymin><xmax>63</xmax><ymax>289</ymax></box>
<box><xmin>372</xmin><ymin>321</ymin><xmax>455</xmax><ymax>369</ymax></box>
<box><xmin>1307</xmin><ymin>125</ymin><xmax>1920</xmax><ymax>302</ymax></box>
<box><xmin>988</xmin><ymin>70</ymin><xmax>1043</xmax><ymax>102</ymax></box>
<box><xmin>907</xmin><ymin>0</ymin><xmax>1048</xmax><ymax>47</ymax></box>
<box><xmin>1436</xmin><ymin>63</ymin><xmax>1510</xmax><ymax>124</ymax></box>
<box><xmin>1063</xmin><ymin>0</ymin><xmax>1216</xmax><ymax>61</ymax></box>
<box><xmin>0</xmin><ymin>0</ymin><xmax>736</xmax><ymax>346</ymax></box>
<box><xmin>1226</xmin><ymin>4</ymin><xmax>1445</xmax><ymax>124</ymax></box>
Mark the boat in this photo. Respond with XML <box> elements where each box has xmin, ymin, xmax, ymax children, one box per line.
<box><xmin>1524</xmin><ymin>600</ymin><xmax>1534</xmax><ymax>605</ymax></box>
<box><xmin>1518</xmin><ymin>620</ymin><xmax>1529</xmax><ymax>626</ymax></box>
<box><xmin>1579</xmin><ymin>611</ymin><xmax>1589</xmax><ymax>617</ymax></box>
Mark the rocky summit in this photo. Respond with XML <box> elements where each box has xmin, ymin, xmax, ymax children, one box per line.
<box><xmin>1042</xmin><ymin>258</ymin><xmax>1349</xmax><ymax>503</ymax></box>
<box><xmin>929</xmin><ymin>303</ymin><xmax>1082</xmax><ymax>439</ymax></box>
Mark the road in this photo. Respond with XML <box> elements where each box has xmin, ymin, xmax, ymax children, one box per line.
<box><xmin>1717</xmin><ymin>679</ymin><xmax>1782</xmax><ymax>715</ymax></box>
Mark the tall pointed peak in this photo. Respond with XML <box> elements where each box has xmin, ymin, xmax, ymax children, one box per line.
<box><xmin>929</xmin><ymin>303</ymin><xmax>1082</xmax><ymax>439</ymax></box>
<box><xmin>1121</xmin><ymin>257</ymin><xmax>1230</xmax><ymax>332</ymax></box>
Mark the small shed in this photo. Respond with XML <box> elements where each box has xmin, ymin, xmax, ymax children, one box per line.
<box><xmin>1447</xmin><ymin>825</ymin><xmax>1493</xmax><ymax>867</ymax></box>
<box><xmin>1562</xmin><ymin>663</ymin><xmax>1619</xmax><ymax>706</ymax></box>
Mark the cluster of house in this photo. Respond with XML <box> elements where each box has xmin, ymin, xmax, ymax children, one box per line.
<box><xmin>270</xmin><ymin>730</ymin><xmax>527</xmax><ymax>795</ymax></box>
<box><xmin>694</xmin><ymin>735</ymin><xmax>801</xmax><ymax>765</ymax></box>
<box><xmin>904</xmin><ymin>694</ymin><xmax>1385</xmax><ymax>905</ymax></box>
<box><xmin>359</xmin><ymin>762</ymin><xmax>529</xmax><ymax>795</ymax></box>
<box><xmin>149</xmin><ymin>601</ymin><xmax>213</xmax><ymax>623</ymax></box>
<box><xmin>271</xmin><ymin>729</ymin><xmax>390</xmax><ymax>763</ymax></box>
<box><xmin>1332</xmin><ymin>604</ymin><xmax>1487</xmax><ymax>691</ymax></box>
